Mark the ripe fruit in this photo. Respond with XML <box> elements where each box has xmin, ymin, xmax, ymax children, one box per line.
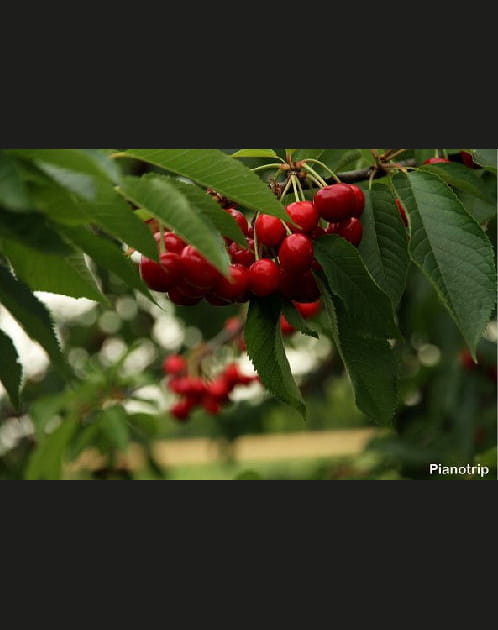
<box><xmin>395</xmin><ymin>199</ymin><xmax>409</xmax><ymax>227</ymax></box>
<box><xmin>207</xmin><ymin>378</ymin><xmax>231</xmax><ymax>400</ymax></box>
<box><xmin>163</xmin><ymin>354</ymin><xmax>187</xmax><ymax>376</ymax></box>
<box><xmin>225</xmin><ymin>208</ymin><xmax>249</xmax><ymax>235</ymax></box>
<box><xmin>292</xmin><ymin>271</ymin><xmax>320</xmax><ymax>303</ymax></box>
<box><xmin>228</xmin><ymin>241</ymin><xmax>255</xmax><ymax>267</ymax></box>
<box><xmin>168</xmin><ymin>287</ymin><xmax>202</xmax><ymax>306</ymax></box>
<box><xmin>154</xmin><ymin>231</ymin><xmax>186</xmax><ymax>254</ymax></box>
<box><xmin>279</xmin><ymin>234</ymin><xmax>314</xmax><ymax>273</ymax></box>
<box><xmin>423</xmin><ymin>157</ymin><xmax>450</xmax><ymax>164</ymax></box>
<box><xmin>335</xmin><ymin>217</ymin><xmax>363</xmax><ymax>247</ymax></box>
<box><xmin>202</xmin><ymin>396</ymin><xmax>222</xmax><ymax>415</ymax></box>
<box><xmin>280</xmin><ymin>314</ymin><xmax>295</xmax><ymax>337</ymax></box>
<box><xmin>249</xmin><ymin>259</ymin><xmax>280</xmax><ymax>296</ymax></box>
<box><xmin>181</xmin><ymin>246</ymin><xmax>220</xmax><ymax>290</ymax></box>
<box><xmin>460</xmin><ymin>151</ymin><xmax>480</xmax><ymax>169</ymax></box>
<box><xmin>285</xmin><ymin>201</ymin><xmax>319</xmax><ymax>234</ymax></box>
<box><xmin>140</xmin><ymin>254</ymin><xmax>180</xmax><ymax>292</ymax></box>
<box><xmin>314</xmin><ymin>183</ymin><xmax>356</xmax><ymax>221</ymax></box>
<box><xmin>348</xmin><ymin>185</ymin><xmax>365</xmax><ymax>217</ymax></box>
<box><xmin>171</xmin><ymin>400</ymin><xmax>194</xmax><ymax>421</ymax></box>
<box><xmin>293</xmin><ymin>300</ymin><xmax>321</xmax><ymax>319</ymax></box>
<box><xmin>255</xmin><ymin>214</ymin><xmax>286</xmax><ymax>247</ymax></box>
<box><xmin>213</xmin><ymin>264</ymin><xmax>250</xmax><ymax>302</ymax></box>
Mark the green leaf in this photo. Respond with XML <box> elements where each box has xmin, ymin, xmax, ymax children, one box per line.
<box><xmin>293</xmin><ymin>149</ymin><xmax>325</xmax><ymax>161</ymax></box>
<box><xmin>0</xmin><ymin>264</ymin><xmax>70</xmax><ymax>376</ymax></box>
<box><xmin>117</xmin><ymin>174</ymin><xmax>230</xmax><ymax>273</ymax></box>
<box><xmin>231</xmin><ymin>149</ymin><xmax>279</xmax><ymax>159</ymax></box>
<box><xmin>472</xmin><ymin>149</ymin><xmax>497</xmax><ymax>173</ymax></box>
<box><xmin>168</xmin><ymin>179</ymin><xmax>247</xmax><ymax>247</ymax></box>
<box><xmin>415</xmin><ymin>149</ymin><xmax>437</xmax><ymax>166</ymax></box>
<box><xmin>33</xmin><ymin>178</ymin><xmax>158</xmax><ymax>260</ymax></box>
<box><xmin>281</xmin><ymin>301</ymin><xmax>319</xmax><ymax>338</ymax></box>
<box><xmin>3</xmin><ymin>240</ymin><xmax>106</xmax><ymax>303</ymax></box>
<box><xmin>0</xmin><ymin>152</ymin><xmax>30</xmax><ymax>211</ymax></box>
<box><xmin>457</xmin><ymin>171</ymin><xmax>496</xmax><ymax>223</ymax></box>
<box><xmin>245</xmin><ymin>296</ymin><xmax>306</xmax><ymax>418</ymax></box>
<box><xmin>319</xmin><ymin>285</ymin><xmax>398</xmax><ymax>424</ymax></box>
<box><xmin>0</xmin><ymin>208</ymin><xmax>74</xmax><ymax>255</ymax></box>
<box><xmin>9</xmin><ymin>149</ymin><xmax>116</xmax><ymax>182</ymax></box>
<box><xmin>359</xmin><ymin>186</ymin><xmax>409</xmax><ymax>307</ymax></box>
<box><xmin>393</xmin><ymin>171</ymin><xmax>497</xmax><ymax>356</ymax></box>
<box><xmin>61</xmin><ymin>225</ymin><xmax>154</xmax><ymax>301</ymax></box>
<box><xmin>313</xmin><ymin>235</ymin><xmax>398</xmax><ymax>338</ymax></box>
<box><xmin>0</xmin><ymin>329</ymin><xmax>22</xmax><ymax>409</ymax></box>
<box><xmin>121</xmin><ymin>149</ymin><xmax>289</xmax><ymax>221</ymax></box>
<box><xmin>36</xmin><ymin>162</ymin><xmax>96</xmax><ymax>200</ymax></box>
<box><xmin>420</xmin><ymin>162</ymin><xmax>496</xmax><ymax>203</ymax></box>
<box><xmin>25</xmin><ymin>419</ymin><xmax>77</xmax><ymax>480</ymax></box>
<box><xmin>100</xmin><ymin>405</ymin><xmax>129</xmax><ymax>451</ymax></box>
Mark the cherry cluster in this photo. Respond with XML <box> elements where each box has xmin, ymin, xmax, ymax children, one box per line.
<box><xmin>139</xmin><ymin>183</ymin><xmax>365</xmax><ymax>306</ymax></box>
<box><xmin>163</xmin><ymin>354</ymin><xmax>258</xmax><ymax>421</ymax></box>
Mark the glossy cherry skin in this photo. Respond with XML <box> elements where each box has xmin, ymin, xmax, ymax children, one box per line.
<box><xmin>170</xmin><ymin>400</ymin><xmax>194</xmax><ymax>421</ymax></box>
<box><xmin>168</xmin><ymin>287</ymin><xmax>203</xmax><ymax>306</ymax></box>
<box><xmin>213</xmin><ymin>264</ymin><xmax>250</xmax><ymax>302</ymax></box>
<box><xmin>154</xmin><ymin>231</ymin><xmax>186</xmax><ymax>254</ymax></box>
<box><xmin>248</xmin><ymin>259</ymin><xmax>280</xmax><ymax>296</ymax></box>
<box><xmin>423</xmin><ymin>157</ymin><xmax>449</xmax><ymax>164</ymax></box>
<box><xmin>336</xmin><ymin>217</ymin><xmax>363</xmax><ymax>247</ymax></box>
<box><xmin>286</xmin><ymin>201</ymin><xmax>319</xmax><ymax>234</ymax></box>
<box><xmin>395</xmin><ymin>199</ymin><xmax>409</xmax><ymax>227</ymax></box>
<box><xmin>140</xmin><ymin>252</ymin><xmax>181</xmax><ymax>292</ymax></box>
<box><xmin>348</xmin><ymin>185</ymin><xmax>365</xmax><ymax>218</ymax></box>
<box><xmin>279</xmin><ymin>268</ymin><xmax>320</xmax><ymax>302</ymax></box>
<box><xmin>228</xmin><ymin>240</ymin><xmax>255</xmax><ymax>267</ymax></box>
<box><xmin>181</xmin><ymin>246</ymin><xmax>220</xmax><ymax>290</ymax></box>
<box><xmin>279</xmin><ymin>234</ymin><xmax>314</xmax><ymax>273</ymax></box>
<box><xmin>225</xmin><ymin>208</ymin><xmax>249</xmax><ymax>235</ymax></box>
<box><xmin>293</xmin><ymin>300</ymin><xmax>321</xmax><ymax>319</ymax></box>
<box><xmin>202</xmin><ymin>396</ymin><xmax>222</xmax><ymax>415</ymax></box>
<box><xmin>207</xmin><ymin>378</ymin><xmax>231</xmax><ymax>400</ymax></box>
<box><xmin>255</xmin><ymin>214</ymin><xmax>286</xmax><ymax>247</ymax></box>
<box><xmin>313</xmin><ymin>183</ymin><xmax>356</xmax><ymax>221</ymax></box>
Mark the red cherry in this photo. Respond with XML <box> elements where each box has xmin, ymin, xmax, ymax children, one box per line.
<box><xmin>310</xmin><ymin>226</ymin><xmax>326</xmax><ymax>239</ymax></box>
<box><xmin>170</xmin><ymin>400</ymin><xmax>194</xmax><ymax>421</ymax></box>
<box><xmin>395</xmin><ymin>199</ymin><xmax>409</xmax><ymax>228</ymax></box>
<box><xmin>225</xmin><ymin>208</ymin><xmax>249</xmax><ymax>235</ymax></box>
<box><xmin>286</xmin><ymin>201</ymin><xmax>319</xmax><ymax>234</ymax></box>
<box><xmin>460</xmin><ymin>151</ymin><xmax>480</xmax><ymax>169</ymax></box>
<box><xmin>280</xmin><ymin>314</ymin><xmax>295</xmax><ymax>337</ymax></box>
<box><xmin>154</xmin><ymin>231</ymin><xmax>186</xmax><ymax>254</ymax></box>
<box><xmin>169</xmin><ymin>377</ymin><xmax>192</xmax><ymax>395</ymax></box>
<box><xmin>459</xmin><ymin>350</ymin><xmax>477</xmax><ymax>371</ymax></box>
<box><xmin>213</xmin><ymin>264</ymin><xmax>250</xmax><ymax>302</ymax></box>
<box><xmin>159</xmin><ymin>251</ymin><xmax>182</xmax><ymax>283</ymax></box>
<box><xmin>228</xmin><ymin>240</ymin><xmax>256</xmax><ymax>267</ymax></box>
<box><xmin>202</xmin><ymin>396</ymin><xmax>222</xmax><ymax>415</ymax></box>
<box><xmin>423</xmin><ymin>157</ymin><xmax>450</xmax><ymax>164</ymax></box>
<box><xmin>313</xmin><ymin>183</ymin><xmax>356</xmax><ymax>221</ymax></box>
<box><xmin>205</xmin><ymin>293</ymin><xmax>231</xmax><ymax>306</ymax></box>
<box><xmin>224</xmin><ymin>316</ymin><xmax>242</xmax><ymax>333</ymax></box>
<box><xmin>168</xmin><ymin>287</ymin><xmax>203</xmax><ymax>306</ymax></box>
<box><xmin>348</xmin><ymin>185</ymin><xmax>365</xmax><ymax>218</ymax></box>
<box><xmin>279</xmin><ymin>234</ymin><xmax>314</xmax><ymax>273</ymax></box>
<box><xmin>140</xmin><ymin>256</ymin><xmax>177</xmax><ymax>292</ymax></box>
<box><xmin>163</xmin><ymin>354</ymin><xmax>187</xmax><ymax>376</ymax></box>
<box><xmin>207</xmin><ymin>378</ymin><xmax>231</xmax><ymax>400</ymax></box>
<box><xmin>248</xmin><ymin>259</ymin><xmax>280</xmax><ymax>296</ymax></box>
<box><xmin>185</xmin><ymin>378</ymin><xmax>208</xmax><ymax>399</ymax></box>
<box><xmin>336</xmin><ymin>217</ymin><xmax>363</xmax><ymax>247</ymax></box>
<box><xmin>293</xmin><ymin>300</ymin><xmax>321</xmax><ymax>319</ymax></box>
<box><xmin>223</xmin><ymin>363</ymin><xmax>243</xmax><ymax>387</ymax></box>
<box><xmin>293</xmin><ymin>271</ymin><xmax>320</xmax><ymax>303</ymax></box>
<box><xmin>181</xmin><ymin>246</ymin><xmax>220</xmax><ymax>291</ymax></box>
<box><xmin>255</xmin><ymin>214</ymin><xmax>286</xmax><ymax>247</ymax></box>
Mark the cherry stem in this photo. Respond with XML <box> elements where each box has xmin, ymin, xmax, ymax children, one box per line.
<box><xmin>304</xmin><ymin>159</ymin><xmax>341</xmax><ymax>183</ymax></box>
<box><xmin>251</xmin><ymin>163</ymin><xmax>285</xmax><ymax>173</ymax></box>
<box><xmin>279</xmin><ymin>177</ymin><xmax>294</xmax><ymax>203</ymax></box>
<box><xmin>159</xmin><ymin>225</ymin><xmax>166</xmax><ymax>255</ymax></box>
<box><xmin>291</xmin><ymin>174</ymin><xmax>301</xmax><ymax>203</ymax></box>
<box><xmin>306</xmin><ymin>173</ymin><xmax>324</xmax><ymax>189</ymax></box>
<box><xmin>301</xmin><ymin>163</ymin><xmax>328</xmax><ymax>187</ymax></box>
<box><xmin>253</xmin><ymin>214</ymin><xmax>261</xmax><ymax>261</ymax></box>
<box><xmin>294</xmin><ymin>175</ymin><xmax>306</xmax><ymax>201</ymax></box>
